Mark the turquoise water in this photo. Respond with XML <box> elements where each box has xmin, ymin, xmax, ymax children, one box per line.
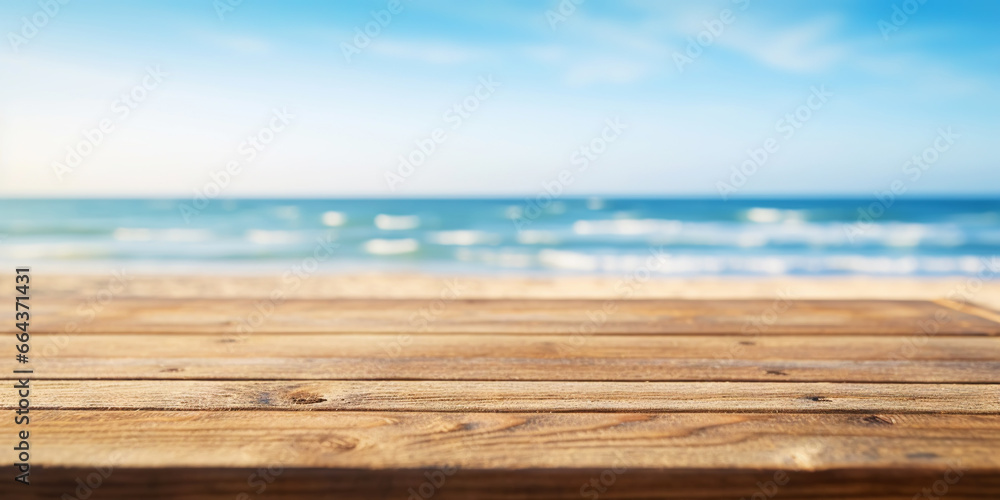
<box><xmin>1</xmin><ymin>198</ymin><xmax>998</xmax><ymax>276</ymax></box>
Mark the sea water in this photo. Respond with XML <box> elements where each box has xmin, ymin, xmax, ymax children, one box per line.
<box><xmin>1</xmin><ymin>198</ymin><xmax>998</xmax><ymax>276</ymax></box>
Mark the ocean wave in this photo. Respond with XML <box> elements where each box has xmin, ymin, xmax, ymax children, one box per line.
<box><xmin>112</xmin><ymin>228</ymin><xmax>212</xmax><ymax>242</ymax></box>
<box><xmin>427</xmin><ymin>230</ymin><xmax>499</xmax><ymax>246</ymax></box>
<box><xmin>364</xmin><ymin>238</ymin><xmax>420</xmax><ymax>255</ymax></box>
<box><xmin>533</xmin><ymin>252</ymin><xmax>999</xmax><ymax>276</ymax></box>
<box><xmin>375</xmin><ymin>214</ymin><xmax>420</xmax><ymax>230</ymax></box>
<box><xmin>517</xmin><ymin>230</ymin><xmax>559</xmax><ymax>245</ymax></box>
<box><xmin>572</xmin><ymin>219</ymin><xmax>975</xmax><ymax>248</ymax></box>
<box><xmin>743</xmin><ymin>207</ymin><xmax>808</xmax><ymax>223</ymax></box>
<box><xmin>4</xmin><ymin>199</ymin><xmax>997</xmax><ymax>276</ymax></box>
<box><xmin>321</xmin><ymin>211</ymin><xmax>347</xmax><ymax>227</ymax></box>
<box><xmin>538</xmin><ymin>249</ymin><xmax>599</xmax><ymax>271</ymax></box>
<box><xmin>573</xmin><ymin>219</ymin><xmax>683</xmax><ymax>236</ymax></box>
<box><xmin>455</xmin><ymin>248</ymin><xmax>534</xmax><ymax>268</ymax></box>
<box><xmin>0</xmin><ymin>243</ymin><xmax>113</xmax><ymax>260</ymax></box>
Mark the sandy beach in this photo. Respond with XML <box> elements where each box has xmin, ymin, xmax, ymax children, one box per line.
<box><xmin>36</xmin><ymin>273</ymin><xmax>1000</xmax><ymax>310</ymax></box>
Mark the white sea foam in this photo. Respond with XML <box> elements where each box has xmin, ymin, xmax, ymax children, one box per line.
<box><xmin>745</xmin><ymin>208</ymin><xmax>782</xmax><ymax>223</ymax></box>
<box><xmin>0</xmin><ymin>243</ymin><xmax>110</xmax><ymax>260</ymax></box>
<box><xmin>455</xmin><ymin>248</ymin><xmax>533</xmax><ymax>268</ymax></box>
<box><xmin>744</xmin><ymin>208</ymin><xmax>808</xmax><ymax>224</ymax></box>
<box><xmin>113</xmin><ymin>228</ymin><xmax>211</xmax><ymax>242</ymax></box>
<box><xmin>113</xmin><ymin>228</ymin><xmax>153</xmax><ymax>241</ymax></box>
<box><xmin>538</xmin><ymin>249</ymin><xmax>599</xmax><ymax>271</ymax></box>
<box><xmin>428</xmin><ymin>230</ymin><xmax>498</xmax><ymax>246</ymax></box>
<box><xmin>573</xmin><ymin>219</ymin><xmax>683</xmax><ymax>236</ymax></box>
<box><xmin>517</xmin><ymin>230</ymin><xmax>559</xmax><ymax>245</ymax></box>
<box><xmin>527</xmin><ymin>251</ymin><xmax>1000</xmax><ymax>276</ymax></box>
<box><xmin>375</xmin><ymin>214</ymin><xmax>420</xmax><ymax>230</ymax></box>
<box><xmin>321</xmin><ymin>211</ymin><xmax>346</xmax><ymax>227</ymax></box>
<box><xmin>159</xmin><ymin>229</ymin><xmax>213</xmax><ymax>242</ymax></box>
<box><xmin>630</xmin><ymin>221</ymin><xmax>970</xmax><ymax>249</ymax></box>
<box><xmin>364</xmin><ymin>238</ymin><xmax>419</xmax><ymax>255</ymax></box>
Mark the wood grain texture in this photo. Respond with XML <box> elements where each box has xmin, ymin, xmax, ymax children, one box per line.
<box><xmin>4</xmin><ymin>468</ymin><xmax>998</xmax><ymax>500</ymax></box>
<box><xmin>7</xmin><ymin>333</ymin><xmax>1000</xmax><ymax>382</ymax></box>
<box><xmin>7</xmin><ymin>380</ymin><xmax>998</xmax><ymax>413</ymax></box>
<box><xmin>9</xmin><ymin>298</ymin><xmax>1000</xmax><ymax>499</ymax></box>
<box><xmin>14</xmin><ymin>357</ymin><xmax>1000</xmax><ymax>382</ymax></box>
<box><xmin>2</xmin><ymin>411</ymin><xmax>998</xmax><ymax>499</ymax></box>
<box><xmin>15</xmin><ymin>298</ymin><xmax>1000</xmax><ymax>334</ymax></box>
<box><xmin>20</xmin><ymin>333</ymin><xmax>1000</xmax><ymax>359</ymax></box>
<box><xmin>3</xmin><ymin>410</ymin><xmax>996</xmax><ymax>469</ymax></box>
<box><xmin>936</xmin><ymin>298</ymin><xmax>1000</xmax><ymax>324</ymax></box>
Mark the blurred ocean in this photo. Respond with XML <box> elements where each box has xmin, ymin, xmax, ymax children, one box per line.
<box><xmin>1</xmin><ymin>198</ymin><xmax>998</xmax><ymax>276</ymax></box>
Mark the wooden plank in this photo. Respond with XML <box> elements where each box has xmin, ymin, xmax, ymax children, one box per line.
<box><xmin>7</xmin><ymin>381</ymin><xmax>998</xmax><ymax>413</ymax></box>
<box><xmin>7</xmin><ymin>333</ymin><xmax>999</xmax><ymax>382</ymax></box>
<box><xmin>936</xmin><ymin>298</ymin><xmax>1000</xmax><ymax>324</ymax></box>
<box><xmin>14</xmin><ymin>357</ymin><xmax>1000</xmax><ymax>382</ymax></box>
<box><xmin>7</xmin><ymin>297</ymin><xmax>999</xmax><ymax>498</ymax></box>
<box><xmin>4</xmin><ymin>468</ymin><xmax>997</xmax><ymax>500</ymax></box>
<box><xmin>20</xmin><ymin>333</ymin><xmax>1000</xmax><ymax>360</ymax></box>
<box><xmin>1</xmin><ymin>411</ymin><xmax>997</xmax><ymax>499</ymax></box>
<box><xmin>15</xmin><ymin>298</ymin><xmax>1000</xmax><ymax>335</ymax></box>
<box><xmin>5</xmin><ymin>410</ymin><xmax>997</xmax><ymax>469</ymax></box>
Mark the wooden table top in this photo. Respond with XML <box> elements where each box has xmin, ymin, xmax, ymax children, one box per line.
<box><xmin>3</xmin><ymin>298</ymin><xmax>999</xmax><ymax>499</ymax></box>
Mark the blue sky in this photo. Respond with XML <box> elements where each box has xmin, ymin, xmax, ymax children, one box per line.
<box><xmin>0</xmin><ymin>0</ymin><xmax>998</xmax><ymax>197</ymax></box>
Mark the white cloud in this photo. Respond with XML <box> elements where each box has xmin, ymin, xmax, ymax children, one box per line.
<box><xmin>369</xmin><ymin>39</ymin><xmax>484</xmax><ymax>64</ymax></box>
<box><xmin>719</xmin><ymin>16</ymin><xmax>848</xmax><ymax>73</ymax></box>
